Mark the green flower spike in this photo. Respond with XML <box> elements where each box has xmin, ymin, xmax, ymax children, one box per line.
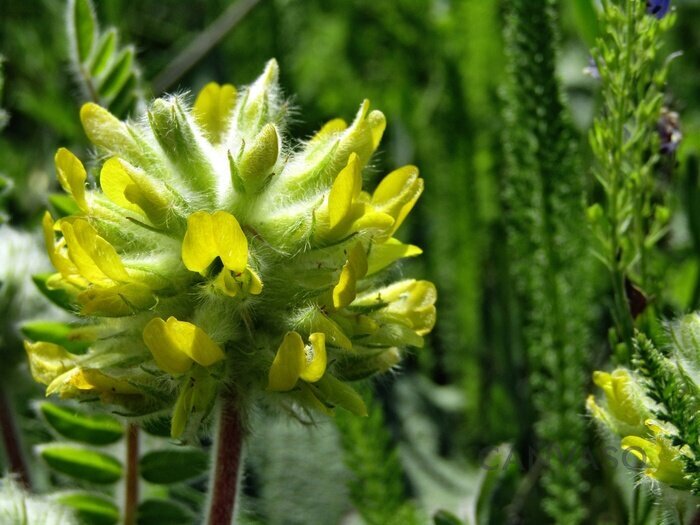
<box><xmin>25</xmin><ymin>60</ymin><xmax>436</xmax><ymax>437</ymax></box>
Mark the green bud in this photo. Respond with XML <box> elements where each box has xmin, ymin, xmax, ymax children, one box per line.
<box><xmin>237</xmin><ymin>123</ymin><xmax>279</xmax><ymax>194</ymax></box>
<box><xmin>238</xmin><ymin>59</ymin><xmax>280</xmax><ymax>135</ymax></box>
<box><xmin>148</xmin><ymin>98</ymin><xmax>218</xmax><ymax>194</ymax></box>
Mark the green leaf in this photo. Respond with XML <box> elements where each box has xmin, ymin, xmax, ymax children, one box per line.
<box><xmin>137</xmin><ymin>500</ymin><xmax>195</xmax><ymax>525</ymax></box>
<box><xmin>39</xmin><ymin>402</ymin><xmax>123</xmax><ymax>445</ymax></box>
<box><xmin>49</xmin><ymin>193</ymin><xmax>81</xmax><ymax>218</ymax></box>
<box><xmin>109</xmin><ymin>74</ymin><xmax>138</xmax><ymax>118</ymax></box>
<box><xmin>571</xmin><ymin>0</ymin><xmax>600</xmax><ymax>48</ymax></box>
<box><xmin>139</xmin><ymin>448</ymin><xmax>209</xmax><ymax>484</ymax></box>
<box><xmin>55</xmin><ymin>492</ymin><xmax>119</xmax><ymax>525</ymax></box>
<box><xmin>70</xmin><ymin>0</ymin><xmax>97</xmax><ymax>63</ymax></box>
<box><xmin>89</xmin><ymin>29</ymin><xmax>117</xmax><ymax>77</ymax></box>
<box><xmin>22</xmin><ymin>321</ymin><xmax>91</xmax><ymax>354</ymax></box>
<box><xmin>141</xmin><ymin>416</ymin><xmax>171</xmax><ymax>438</ymax></box>
<box><xmin>433</xmin><ymin>510</ymin><xmax>463</xmax><ymax>525</ymax></box>
<box><xmin>99</xmin><ymin>47</ymin><xmax>134</xmax><ymax>100</ymax></box>
<box><xmin>40</xmin><ymin>444</ymin><xmax>123</xmax><ymax>484</ymax></box>
<box><xmin>32</xmin><ymin>273</ymin><xmax>77</xmax><ymax>312</ymax></box>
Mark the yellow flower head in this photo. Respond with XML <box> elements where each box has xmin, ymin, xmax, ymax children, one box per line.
<box><xmin>25</xmin><ymin>60</ymin><xmax>436</xmax><ymax>437</ymax></box>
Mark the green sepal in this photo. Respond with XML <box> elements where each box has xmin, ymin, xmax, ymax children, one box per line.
<box><xmin>314</xmin><ymin>374</ymin><xmax>367</xmax><ymax>416</ymax></box>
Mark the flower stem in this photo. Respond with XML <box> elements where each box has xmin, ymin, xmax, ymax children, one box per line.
<box><xmin>124</xmin><ymin>424</ymin><xmax>140</xmax><ymax>525</ymax></box>
<box><xmin>207</xmin><ymin>389</ymin><xmax>244</xmax><ymax>525</ymax></box>
<box><xmin>0</xmin><ymin>383</ymin><xmax>30</xmax><ymax>488</ymax></box>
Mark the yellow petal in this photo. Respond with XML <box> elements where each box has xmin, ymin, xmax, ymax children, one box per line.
<box><xmin>73</xmin><ymin>220</ymin><xmax>130</xmax><ymax>282</ymax></box>
<box><xmin>337</xmin><ymin>101</ymin><xmax>386</xmax><ymax>167</ymax></box>
<box><xmin>43</xmin><ymin>212</ymin><xmax>76</xmax><ymax>276</ymax></box>
<box><xmin>621</xmin><ymin>435</ymin><xmax>660</xmax><ymax>467</ymax></box>
<box><xmin>367</xmin><ymin>109</ymin><xmax>386</xmax><ymax>152</ymax></box>
<box><xmin>78</xmin><ymin>282</ymin><xmax>155</xmax><ymax>317</ymax></box>
<box><xmin>391</xmin><ymin>178</ymin><xmax>423</xmax><ymax>234</ymax></box>
<box><xmin>367</xmin><ymin>238</ymin><xmax>422</xmax><ymax>275</ymax></box>
<box><xmin>300</xmin><ymin>333</ymin><xmax>327</xmax><ymax>383</ymax></box>
<box><xmin>214</xmin><ymin>270</ymin><xmax>241</xmax><ymax>297</ymax></box>
<box><xmin>328</xmin><ymin>153</ymin><xmax>362</xmax><ymax>230</ymax></box>
<box><xmin>181</xmin><ymin>211</ymin><xmax>220</xmax><ymax>274</ymax></box>
<box><xmin>60</xmin><ymin>220</ymin><xmax>111</xmax><ymax>284</ymax></box>
<box><xmin>267</xmin><ymin>331</ymin><xmax>306</xmax><ymax>391</ymax></box>
<box><xmin>351</xmin><ymin>210</ymin><xmax>394</xmax><ymax>236</ymax></box>
<box><xmin>58</xmin><ymin>218</ymin><xmax>130</xmax><ymax>285</ymax></box>
<box><xmin>143</xmin><ymin>318</ymin><xmax>194</xmax><ymax>374</ymax></box>
<box><xmin>182</xmin><ymin>211</ymin><xmax>248</xmax><ymax>275</ymax></box>
<box><xmin>246</xmin><ymin>267</ymin><xmax>263</xmax><ymax>295</ymax></box>
<box><xmin>372</xmin><ymin>165</ymin><xmax>418</xmax><ymax>207</ymax></box>
<box><xmin>143</xmin><ymin>317</ymin><xmax>224</xmax><ymax>375</ymax></box>
<box><xmin>372</xmin><ymin>165</ymin><xmax>423</xmax><ymax>234</ymax></box>
<box><xmin>347</xmin><ymin>242</ymin><xmax>368</xmax><ymax>278</ymax></box>
<box><xmin>70</xmin><ymin>369</ymin><xmax>141</xmax><ymax>395</ymax></box>
<box><xmin>55</xmin><ymin>148</ymin><xmax>88</xmax><ymax>212</ymax></box>
<box><xmin>24</xmin><ymin>341</ymin><xmax>76</xmax><ymax>385</ymax></box>
<box><xmin>164</xmin><ymin>317</ymin><xmax>225</xmax><ymax>367</ymax></box>
<box><xmin>332</xmin><ymin>262</ymin><xmax>357</xmax><ymax>310</ymax></box>
<box><xmin>212</xmin><ymin>211</ymin><xmax>248</xmax><ymax>274</ymax></box>
<box><xmin>100</xmin><ymin>158</ymin><xmax>145</xmax><ymax>214</ymax></box>
<box><xmin>332</xmin><ymin>243</ymin><xmax>367</xmax><ymax>310</ymax></box>
<box><xmin>193</xmin><ymin>82</ymin><xmax>237</xmax><ymax>144</ymax></box>
<box><xmin>309</xmin><ymin>118</ymin><xmax>347</xmax><ymax>146</ymax></box>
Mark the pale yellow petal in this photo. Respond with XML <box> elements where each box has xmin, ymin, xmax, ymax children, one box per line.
<box><xmin>164</xmin><ymin>317</ymin><xmax>225</xmax><ymax>368</ymax></box>
<box><xmin>267</xmin><ymin>331</ymin><xmax>306</xmax><ymax>391</ymax></box>
<box><xmin>100</xmin><ymin>158</ymin><xmax>144</xmax><ymax>214</ymax></box>
<box><xmin>55</xmin><ymin>148</ymin><xmax>88</xmax><ymax>212</ymax></box>
<box><xmin>328</xmin><ymin>153</ymin><xmax>361</xmax><ymax>230</ymax></box>
<box><xmin>143</xmin><ymin>318</ymin><xmax>194</xmax><ymax>375</ymax></box>
<box><xmin>300</xmin><ymin>333</ymin><xmax>327</xmax><ymax>383</ymax></box>
<box><xmin>181</xmin><ymin>211</ymin><xmax>219</xmax><ymax>274</ymax></box>
<box><xmin>193</xmin><ymin>82</ymin><xmax>237</xmax><ymax>143</ymax></box>
<box><xmin>212</xmin><ymin>211</ymin><xmax>248</xmax><ymax>274</ymax></box>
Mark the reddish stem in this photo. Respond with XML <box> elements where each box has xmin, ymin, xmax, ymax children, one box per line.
<box><xmin>207</xmin><ymin>390</ymin><xmax>244</xmax><ymax>525</ymax></box>
<box><xmin>0</xmin><ymin>384</ymin><xmax>30</xmax><ymax>488</ymax></box>
<box><xmin>124</xmin><ymin>424</ymin><xmax>140</xmax><ymax>525</ymax></box>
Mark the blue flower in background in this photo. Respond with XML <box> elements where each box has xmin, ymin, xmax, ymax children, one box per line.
<box><xmin>647</xmin><ymin>0</ymin><xmax>671</xmax><ymax>18</ymax></box>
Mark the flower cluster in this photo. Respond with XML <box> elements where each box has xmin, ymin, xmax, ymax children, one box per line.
<box><xmin>588</xmin><ymin>368</ymin><xmax>691</xmax><ymax>489</ymax></box>
<box><xmin>24</xmin><ymin>60</ymin><xmax>436</xmax><ymax>436</ymax></box>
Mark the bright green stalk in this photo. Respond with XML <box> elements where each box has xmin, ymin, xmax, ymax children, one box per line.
<box><xmin>502</xmin><ymin>0</ymin><xmax>591</xmax><ymax>522</ymax></box>
<box><xmin>588</xmin><ymin>0</ymin><xmax>675</xmax><ymax>360</ymax></box>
